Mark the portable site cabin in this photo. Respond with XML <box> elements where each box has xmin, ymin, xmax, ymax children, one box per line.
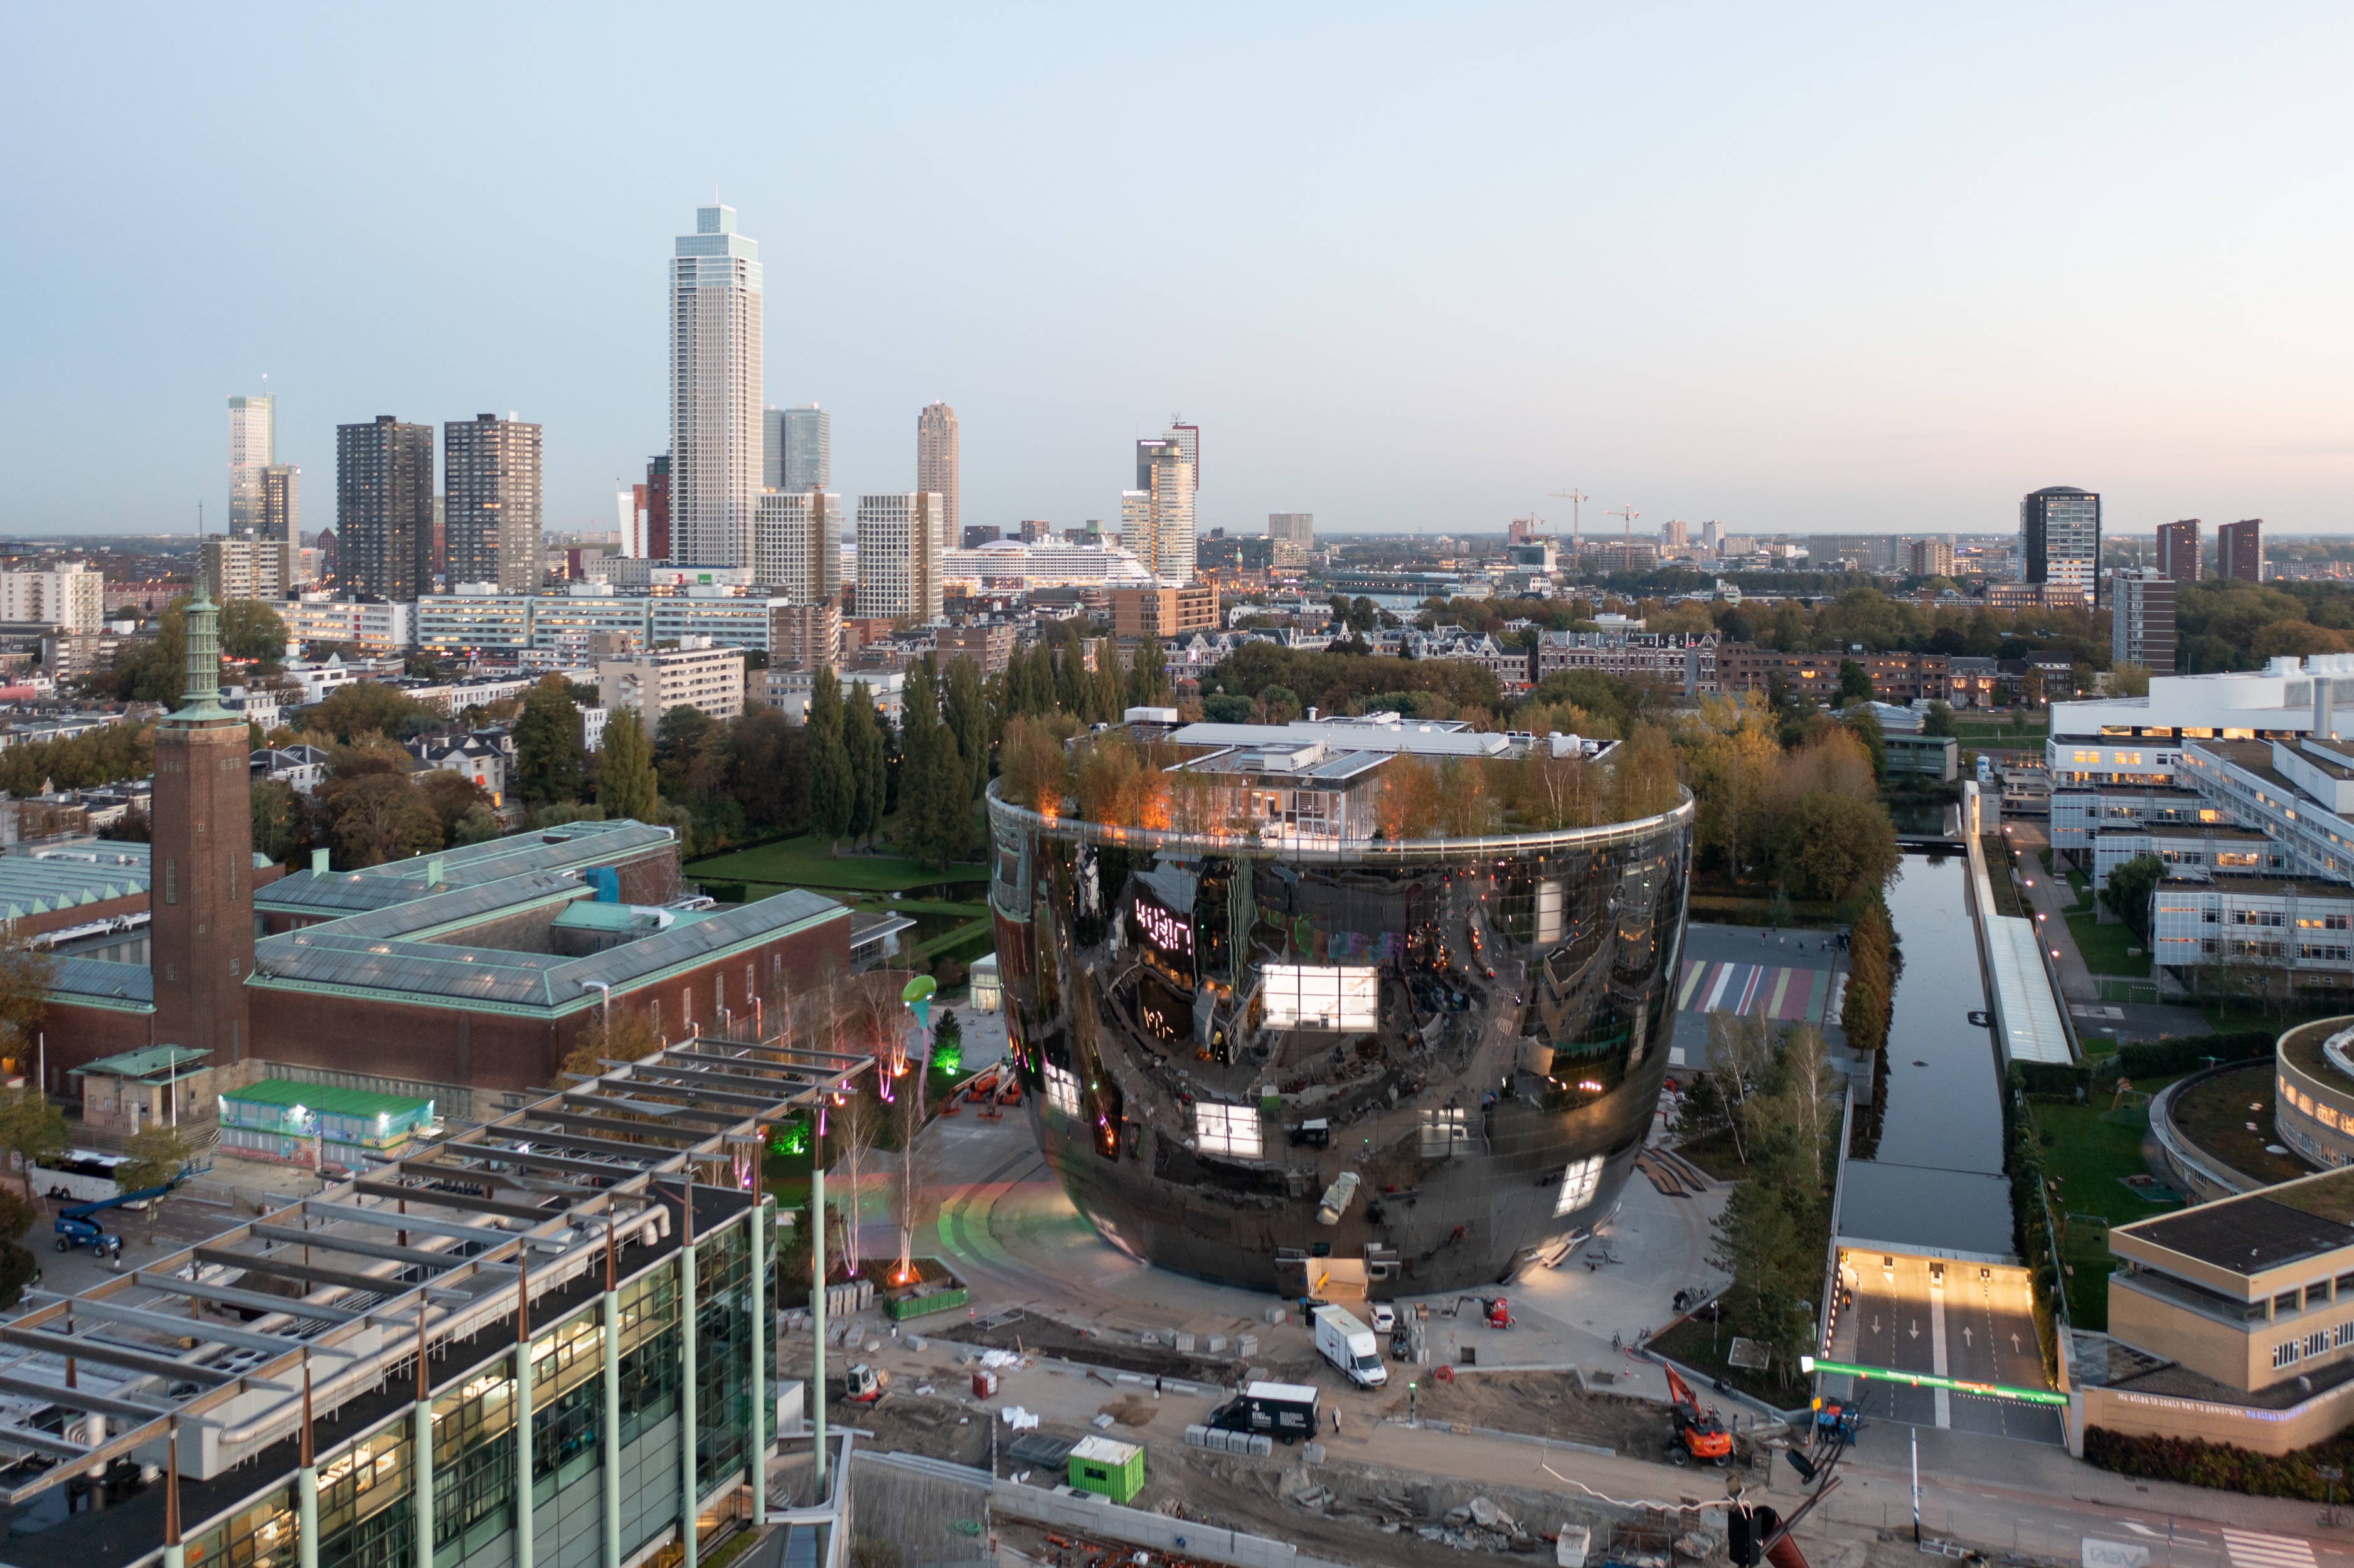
<box><xmin>218</xmin><ymin>1079</ymin><xmax>437</xmax><ymax>1172</ymax></box>
<box><xmin>1066</xmin><ymin>1435</ymin><xmax>1144</xmax><ymax>1503</ymax></box>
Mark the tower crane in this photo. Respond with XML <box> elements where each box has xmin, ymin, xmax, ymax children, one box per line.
<box><xmin>1550</xmin><ymin>489</ymin><xmax>1589</xmax><ymax>554</ymax></box>
<box><xmin>1605</xmin><ymin>504</ymin><xmax>1640</xmax><ymax>550</ymax></box>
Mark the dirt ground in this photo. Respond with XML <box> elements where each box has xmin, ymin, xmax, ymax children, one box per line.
<box><xmin>925</xmin><ymin>1307</ymin><xmax>1307</xmax><ymax>1387</ymax></box>
<box><xmin>1367</xmin><ymin>1369</ymin><xmax>1698</xmax><ymax>1459</ymax></box>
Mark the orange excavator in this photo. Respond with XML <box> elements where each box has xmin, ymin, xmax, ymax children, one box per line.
<box><xmin>1664</xmin><ymin>1364</ymin><xmax>1734</xmax><ymax>1466</ymax></box>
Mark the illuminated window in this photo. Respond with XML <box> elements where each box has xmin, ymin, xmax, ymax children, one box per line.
<box><xmin>1419</xmin><ymin>1106</ymin><xmax>1473</xmax><ymax>1158</ymax></box>
<box><xmin>1195</xmin><ymin>1102</ymin><xmax>1261</xmax><ymax>1159</ymax></box>
<box><xmin>1045</xmin><ymin>1064</ymin><xmax>1080</xmax><ymax>1118</ymax></box>
<box><xmin>1555</xmin><ymin>1154</ymin><xmax>1604</xmax><ymax>1217</ymax></box>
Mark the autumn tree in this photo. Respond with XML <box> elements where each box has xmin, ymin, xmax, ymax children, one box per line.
<box><xmin>997</xmin><ymin>716</ymin><xmax>1070</xmax><ymax>815</ymax></box>
<box><xmin>597</xmin><ymin>707</ymin><xmax>660</xmax><ymax>822</ymax></box>
<box><xmin>116</xmin><ymin>1123</ymin><xmax>192</xmax><ymax>1244</ymax></box>
<box><xmin>513</xmin><ymin>676</ymin><xmax>586</xmax><ymax>806</ymax></box>
<box><xmin>0</xmin><ymin>1087</ymin><xmax>67</xmax><ymax>1199</ymax></box>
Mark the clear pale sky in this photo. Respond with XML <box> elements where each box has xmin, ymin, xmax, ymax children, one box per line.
<box><xmin>4</xmin><ymin>5</ymin><xmax>2349</xmax><ymax>539</ymax></box>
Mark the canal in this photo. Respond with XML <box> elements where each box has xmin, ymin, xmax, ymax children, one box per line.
<box><xmin>1834</xmin><ymin>850</ymin><xmax>2016</xmax><ymax>1259</ymax></box>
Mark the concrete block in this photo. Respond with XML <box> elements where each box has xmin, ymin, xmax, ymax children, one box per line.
<box><xmin>1302</xmin><ymin>1441</ymin><xmax>1325</xmax><ymax>1464</ymax></box>
<box><xmin>1264</xmin><ymin>1305</ymin><xmax>1287</xmax><ymax>1324</ymax></box>
<box><xmin>1250</xmin><ymin>1434</ymin><xmax>1273</xmax><ymax>1456</ymax></box>
<box><xmin>1185</xmin><ymin>1424</ymin><xmax>1208</xmax><ymax>1447</ymax></box>
<box><xmin>1205</xmin><ymin>1334</ymin><xmax>1227</xmax><ymax>1353</ymax></box>
<box><xmin>1175</xmin><ymin>1332</ymin><xmax>1197</xmax><ymax>1353</ymax></box>
<box><xmin>1236</xmin><ymin>1334</ymin><xmax>1259</xmax><ymax>1357</ymax></box>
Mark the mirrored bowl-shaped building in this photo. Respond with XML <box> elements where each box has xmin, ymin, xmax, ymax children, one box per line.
<box><xmin>985</xmin><ymin>721</ymin><xmax>1695</xmax><ymax>1297</ymax></box>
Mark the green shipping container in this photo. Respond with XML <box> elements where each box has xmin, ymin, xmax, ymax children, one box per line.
<box><xmin>1066</xmin><ymin>1435</ymin><xmax>1144</xmax><ymax>1504</ymax></box>
<box><xmin>887</xmin><ymin>1286</ymin><xmax>969</xmax><ymax>1322</ymax></box>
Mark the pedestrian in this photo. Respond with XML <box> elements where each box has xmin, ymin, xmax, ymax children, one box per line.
<box><xmin>1154</xmin><ymin>1375</ymin><xmax>1163</xmax><ymax>1399</ymax></box>
<box><xmin>1332</xmin><ymin>1406</ymin><xmax>1341</xmax><ymax>1434</ymax></box>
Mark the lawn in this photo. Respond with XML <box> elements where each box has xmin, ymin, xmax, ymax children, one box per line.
<box><xmin>2065</xmin><ymin>909</ymin><xmax>2151</xmax><ymax>978</ymax></box>
<box><xmin>1954</xmin><ymin>713</ymin><xmax>2048</xmax><ymax>741</ymax></box>
<box><xmin>1653</xmin><ymin>1312</ymin><xmax>1808</xmax><ymax>1410</ymax></box>
<box><xmin>2026</xmin><ymin>1099</ymin><xmax>2178</xmax><ymax>1328</ymax></box>
<box><xmin>688</xmin><ymin>832</ymin><xmax>989</xmax><ymax>894</ymax></box>
<box><xmin>2170</xmin><ymin>1063</ymin><xmax>2318</xmax><ymax>1187</ymax></box>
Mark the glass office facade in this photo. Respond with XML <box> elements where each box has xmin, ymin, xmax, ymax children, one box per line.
<box><xmin>987</xmin><ymin>786</ymin><xmax>1695</xmax><ymax>1293</ymax></box>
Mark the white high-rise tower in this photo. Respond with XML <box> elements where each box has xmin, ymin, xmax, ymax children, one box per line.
<box><xmin>1121</xmin><ymin>433</ymin><xmax>1196</xmax><ymax>584</ymax></box>
<box><xmin>669</xmin><ymin>204</ymin><xmax>764</xmax><ymax>567</ymax></box>
<box><xmin>227</xmin><ymin>393</ymin><xmax>275</xmax><ymax>536</ymax></box>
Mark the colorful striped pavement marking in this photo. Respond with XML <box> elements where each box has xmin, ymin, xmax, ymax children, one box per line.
<box><xmin>1676</xmin><ymin>960</ymin><xmax>1830</xmax><ymax>1021</ymax></box>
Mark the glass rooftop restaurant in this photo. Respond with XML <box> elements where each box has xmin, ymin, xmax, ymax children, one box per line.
<box><xmin>0</xmin><ymin>1022</ymin><xmax>875</xmax><ymax>1568</ymax></box>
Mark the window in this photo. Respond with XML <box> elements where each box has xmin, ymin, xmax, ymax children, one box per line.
<box><xmin>1195</xmin><ymin>1102</ymin><xmax>1261</xmax><ymax>1159</ymax></box>
<box><xmin>2311</xmin><ymin>1282</ymin><xmax>2334</xmax><ymax>1309</ymax></box>
<box><xmin>2336</xmin><ymin>1322</ymin><xmax>2354</xmax><ymax>1350</ymax></box>
<box><xmin>1420</xmin><ymin>1106</ymin><xmax>1473</xmax><ymax>1158</ymax></box>
<box><xmin>1045</xmin><ymin>1064</ymin><xmax>1079</xmax><ymax>1118</ymax></box>
<box><xmin>2277</xmin><ymin>1290</ymin><xmax>2301</xmax><ymax>1316</ymax></box>
<box><xmin>164</xmin><ymin>859</ymin><xmax>176</xmax><ymax>905</ymax></box>
<box><xmin>2274</xmin><ymin>1340</ymin><xmax>2303</xmax><ymax>1369</ymax></box>
<box><xmin>2311</xmin><ymin>1332</ymin><xmax>2332</xmax><ymax>1359</ymax></box>
<box><xmin>1555</xmin><ymin>1154</ymin><xmax>1604</xmax><ymax>1217</ymax></box>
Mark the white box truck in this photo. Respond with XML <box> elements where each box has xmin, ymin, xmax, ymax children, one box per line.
<box><xmin>1313</xmin><ymin>1305</ymin><xmax>1387</xmax><ymax>1387</ymax></box>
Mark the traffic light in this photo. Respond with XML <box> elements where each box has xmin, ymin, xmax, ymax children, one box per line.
<box><xmin>1727</xmin><ymin>1504</ymin><xmax>1779</xmax><ymax>1567</ymax></box>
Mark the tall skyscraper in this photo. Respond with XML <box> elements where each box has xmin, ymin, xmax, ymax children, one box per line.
<box><xmin>765</xmin><ymin>404</ymin><xmax>830</xmax><ymax>492</ymax></box>
<box><xmin>670</xmin><ymin>205</ymin><xmax>764</xmax><ymax>566</ymax></box>
<box><xmin>917</xmin><ymin>403</ymin><xmax>959</xmax><ymax>544</ymax></box>
<box><xmin>260</xmin><ymin>464</ymin><xmax>301</xmax><ymax>545</ymax></box>
<box><xmin>336</xmin><ymin>415</ymin><xmax>434</xmax><ymax>600</ymax></box>
<box><xmin>149</xmin><ymin>575</ymin><xmax>254</xmax><ymax>1064</ymax></box>
<box><xmin>2111</xmin><ymin>567</ymin><xmax>2178</xmax><ymax>674</ymax></box>
<box><xmin>444</xmin><ymin>414</ymin><xmax>544</xmax><ymax>590</ymax></box>
<box><xmin>2218</xmin><ymin>518</ymin><xmax>2264</xmax><ymax>582</ymax></box>
<box><xmin>227</xmin><ymin>392</ymin><xmax>275</xmax><ymax>536</ymax></box>
<box><xmin>1169</xmin><ymin>420</ymin><xmax>1200</xmax><ymax>487</ymax></box>
<box><xmin>755</xmin><ymin>489</ymin><xmax>843</xmax><ymax>605</ymax></box>
<box><xmin>855</xmin><ymin>493</ymin><xmax>945</xmax><ymax>623</ymax></box>
<box><xmin>2020</xmin><ymin>485</ymin><xmax>2102</xmax><ymax>604</ymax></box>
<box><xmin>2156</xmin><ymin>518</ymin><xmax>2202</xmax><ymax>582</ymax></box>
<box><xmin>1124</xmin><ymin>434</ymin><xmax>1197</xmax><ymax>583</ymax></box>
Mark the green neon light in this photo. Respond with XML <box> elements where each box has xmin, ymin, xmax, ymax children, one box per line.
<box><xmin>1802</xmin><ymin>1358</ymin><xmax>2069</xmax><ymax>1407</ymax></box>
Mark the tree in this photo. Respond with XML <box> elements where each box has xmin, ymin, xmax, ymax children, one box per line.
<box><xmin>0</xmin><ymin>1187</ymin><xmax>36</xmax><ymax>1310</ymax></box>
<box><xmin>1374</xmin><ymin>755</ymin><xmax>1442</xmax><ymax>840</ymax></box>
<box><xmin>1838</xmin><ymin>659</ymin><xmax>1873</xmax><ymax>704</ymax></box>
<box><xmin>998</xmin><ymin>716</ymin><xmax>1068</xmax><ymax>814</ymax></box>
<box><xmin>1841</xmin><ymin>900</ymin><xmax>1896</xmax><ymax>1054</ymax></box>
<box><xmin>1922</xmin><ymin>701</ymin><xmax>1959</xmax><ymax>738</ymax></box>
<box><xmin>597</xmin><ymin>707</ymin><xmax>660</xmax><ymax>823</ymax></box>
<box><xmin>1091</xmin><ymin>637</ymin><xmax>1123</xmax><ymax>723</ymax></box>
<box><xmin>843</xmin><ymin>682</ymin><xmax>885</xmax><ymax>849</ymax></box>
<box><xmin>454</xmin><ymin>804</ymin><xmax>503</xmax><ymax>844</ymax></box>
<box><xmin>1201</xmin><ymin>694</ymin><xmax>1253</xmax><ymax>723</ymax></box>
<box><xmin>418</xmin><ymin>770</ymin><xmax>493</xmax><ymax>846</ymax></box>
<box><xmin>560</xmin><ymin>1005</ymin><xmax>664</xmax><ymax>1079</ymax></box>
<box><xmin>309</xmin><ymin>681</ymin><xmax>442</xmax><ymax>744</ymax></box>
<box><xmin>252</xmin><ymin>778</ymin><xmax>301</xmax><ymax>863</ymax></box>
<box><xmin>2111</xmin><ymin>663</ymin><xmax>2151</xmax><ymax>699</ymax></box>
<box><xmin>0</xmin><ymin>938</ymin><xmax>55</xmax><ymax>1067</ymax></box>
<box><xmin>807</xmin><ymin>672</ymin><xmax>853</xmax><ymax>852</ymax></box>
<box><xmin>1771</xmin><ymin>792</ymin><xmax>1899</xmax><ymax>903</ymax></box>
<box><xmin>324</xmin><ymin>774</ymin><xmax>443</xmax><ymax>867</ymax></box>
<box><xmin>1841</xmin><ymin>707</ymin><xmax>1887</xmax><ymax>785</ymax></box>
<box><xmin>0</xmin><ymin>1087</ymin><xmax>66</xmax><ymax>1200</ymax></box>
<box><xmin>512</xmin><ymin>676</ymin><xmax>585</xmax><ymax>806</ymax></box>
<box><xmin>220</xmin><ymin>599</ymin><xmax>290</xmax><ymax>663</ymax></box>
<box><xmin>942</xmin><ymin>657</ymin><xmax>989</xmax><ymax>801</ymax></box>
<box><xmin>116</xmin><ymin>1123</ymin><xmax>191</xmax><ymax>1244</ymax></box>
<box><xmin>2102</xmin><ymin>852</ymin><xmax>2166</xmax><ymax>946</ymax></box>
<box><xmin>1127</xmin><ymin>636</ymin><xmax>1170</xmax><ymax>709</ymax></box>
<box><xmin>728</xmin><ymin>704</ymin><xmax>806</xmax><ymax>833</ymax></box>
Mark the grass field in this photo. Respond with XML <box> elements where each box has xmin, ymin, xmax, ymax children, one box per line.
<box><xmin>687</xmin><ymin>832</ymin><xmax>988</xmax><ymax>894</ymax></box>
<box><xmin>2066</xmin><ymin>909</ymin><xmax>2150</xmax><ymax>977</ymax></box>
<box><xmin>2026</xmin><ymin>1098</ymin><xmax>2178</xmax><ymax>1328</ymax></box>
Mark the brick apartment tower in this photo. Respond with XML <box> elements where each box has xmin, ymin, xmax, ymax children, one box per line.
<box><xmin>150</xmin><ymin>573</ymin><xmax>255</xmax><ymax>1062</ymax></box>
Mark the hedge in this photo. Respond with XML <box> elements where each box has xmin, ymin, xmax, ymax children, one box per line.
<box><xmin>2020</xmin><ymin>1032</ymin><xmax>2282</xmax><ymax>1102</ymax></box>
<box><xmin>2086</xmin><ymin>1425</ymin><xmax>2354</xmax><ymax>1500</ymax></box>
<box><xmin>2000</xmin><ymin>1065</ymin><xmax>2062</xmax><ymax>1379</ymax></box>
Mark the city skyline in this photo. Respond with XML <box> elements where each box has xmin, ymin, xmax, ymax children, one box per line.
<box><xmin>6</xmin><ymin>10</ymin><xmax>2353</xmax><ymax>539</ymax></box>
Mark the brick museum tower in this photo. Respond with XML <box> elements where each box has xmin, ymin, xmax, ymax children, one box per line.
<box><xmin>149</xmin><ymin>569</ymin><xmax>255</xmax><ymax>1061</ymax></box>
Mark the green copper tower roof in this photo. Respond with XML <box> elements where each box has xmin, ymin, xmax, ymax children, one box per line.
<box><xmin>165</xmin><ymin>557</ymin><xmax>233</xmax><ymax>724</ymax></box>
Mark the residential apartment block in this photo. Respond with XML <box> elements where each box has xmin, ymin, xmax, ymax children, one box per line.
<box><xmin>2220</xmin><ymin>518</ymin><xmax>2265</xmax><ymax>583</ymax></box>
<box><xmin>2111</xmin><ymin>566</ymin><xmax>2178</xmax><ymax>674</ymax></box>
<box><xmin>854</xmin><ymin>492</ymin><xmax>945</xmax><ymax>624</ymax></box>
<box><xmin>0</xmin><ymin>563</ymin><xmax>102</xmax><ymax>633</ymax></box>
<box><xmin>917</xmin><ymin>403</ymin><xmax>959</xmax><ymax>546</ymax></box>
<box><xmin>1715</xmin><ymin>645</ymin><xmax>1948</xmax><ymax>704</ymax></box>
<box><xmin>202</xmin><ymin>536</ymin><xmax>296</xmax><ymax>603</ymax></box>
<box><xmin>1111</xmin><ymin>584</ymin><xmax>1219</xmax><ymax>640</ymax></box>
<box><xmin>1536</xmin><ymin>630</ymin><xmax>1718</xmax><ymax>697</ymax></box>
<box><xmin>934</xmin><ymin>621</ymin><xmax>1016</xmax><ymax>675</ymax></box>
<box><xmin>444</xmin><ymin>413</ymin><xmax>543</xmax><ymax>591</ymax></box>
<box><xmin>767</xmin><ymin>601</ymin><xmax>843</xmax><ymax>672</ymax></box>
<box><xmin>336</xmin><ymin>415</ymin><xmax>434</xmax><ymax>599</ymax></box>
<box><xmin>597</xmin><ymin>642</ymin><xmax>744</xmax><ymax>724</ymax></box>
<box><xmin>2022</xmin><ymin>485</ymin><xmax>2102</xmax><ymax>605</ymax></box>
<box><xmin>2157</xmin><ymin>518</ymin><xmax>2202</xmax><ymax>581</ymax></box>
<box><xmin>752</xmin><ymin>488</ymin><xmax>841</xmax><ymax>605</ymax></box>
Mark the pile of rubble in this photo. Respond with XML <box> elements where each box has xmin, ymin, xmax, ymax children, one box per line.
<box><xmin>1416</xmin><ymin>1496</ymin><xmax>1538</xmax><ymax>1553</ymax></box>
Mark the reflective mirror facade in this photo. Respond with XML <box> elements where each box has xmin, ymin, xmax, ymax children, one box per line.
<box><xmin>986</xmin><ymin>787</ymin><xmax>1695</xmax><ymax>1295</ymax></box>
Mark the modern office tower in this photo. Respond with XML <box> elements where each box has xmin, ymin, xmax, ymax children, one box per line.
<box><xmin>2021</xmin><ymin>485</ymin><xmax>2103</xmax><ymax>604</ymax></box>
<box><xmin>2156</xmin><ymin>519</ymin><xmax>2202</xmax><ymax>582</ymax></box>
<box><xmin>1267</xmin><ymin>512</ymin><xmax>1314</xmax><ymax>568</ymax></box>
<box><xmin>259</xmin><ymin>464</ymin><xmax>300</xmax><ymax>545</ymax></box>
<box><xmin>670</xmin><ymin>205</ymin><xmax>764</xmax><ymax>566</ymax></box>
<box><xmin>151</xmin><ymin>578</ymin><xmax>255</xmax><ymax>1064</ymax></box>
<box><xmin>2111</xmin><ymin>567</ymin><xmax>2178</xmax><ymax>674</ymax></box>
<box><xmin>1018</xmin><ymin>519</ymin><xmax>1053</xmax><ymax>543</ymax></box>
<box><xmin>2218</xmin><ymin>518</ymin><xmax>2264</xmax><ymax>583</ymax></box>
<box><xmin>0</xmin><ymin>563</ymin><xmax>102</xmax><ymax>632</ymax></box>
<box><xmin>226</xmin><ymin>392</ymin><xmax>274</xmax><ymax>536</ymax></box>
<box><xmin>767</xmin><ymin>403</ymin><xmax>829</xmax><ymax>491</ymax></box>
<box><xmin>754</xmin><ymin>489</ymin><xmax>843</xmax><ymax>604</ymax></box>
<box><xmin>1169</xmin><ymin>420</ymin><xmax>1200</xmax><ymax>486</ymax></box>
<box><xmin>917</xmin><ymin>403</ymin><xmax>959</xmax><ymax>543</ymax></box>
<box><xmin>1660</xmin><ymin>519</ymin><xmax>1689</xmax><ymax>549</ymax></box>
<box><xmin>1702</xmin><ymin>520</ymin><xmax>1722</xmax><ymax>552</ymax></box>
<box><xmin>1909</xmin><ymin>538</ymin><xmax>1955</xmax><ymax>576</ymax></box>
<box><xmin>442</xmin><ymin>414</ymin><xmax>543</xmax><ymax>591</ymax></box>
<box><xmin>855</xmin><ymin>492</ymin><xmax>945</xmax><ymax>623</ymax></box>
<box><xmin>336</xmin><ymin>415</ymin><xmax>435</xmax><ymax>600</ymax></box>
<box><xmin>1123</xmin><ymin>435</ymin><xmax>1196</xmax><ymax>583</ymax></box>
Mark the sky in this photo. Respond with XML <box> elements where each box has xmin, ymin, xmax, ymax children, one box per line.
<box><xmin>3</xmin><ymin>4</ymin><xmax>2351</xmax><ymax>541</ymax></box>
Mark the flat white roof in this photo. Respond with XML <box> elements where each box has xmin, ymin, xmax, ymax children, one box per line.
<box><xmin>1173</xmin><ymin>720</ymin><xmax>1510</xmax><ymax>758</ymax></box>
<box><xmin>1985</xmin><ymin>916</ymin><xmax>2072</xmax><ymax>1066</ymax></box>
<box><xmin>1245</xmin><ymin>1380</ymin><xmax>1320</xmax><ymax>1402</ymax></box>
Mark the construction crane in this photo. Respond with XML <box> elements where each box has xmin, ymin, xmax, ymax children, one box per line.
<box><xmin>1550</xmin><ymin>489</ymin><xmax>1588</xmax><ymax>554</ymax></box>
<box><xmin>1604</xmin><ymin>504</ymin><xmax>1640</xmax><ymax>549</ymax></box>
